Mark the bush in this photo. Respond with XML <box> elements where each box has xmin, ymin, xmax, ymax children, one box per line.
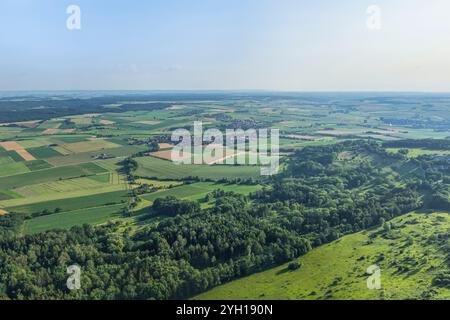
<box><xmin>288</xmin><ymin>261</ymin><xmax>302</xmax><ymax>271</ymax></box>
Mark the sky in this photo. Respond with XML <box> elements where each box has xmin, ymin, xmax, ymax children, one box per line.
<box><xmin>1</xmin><ymin>0</ymin><xmax>450</xmax><ymax>91</ymax></box>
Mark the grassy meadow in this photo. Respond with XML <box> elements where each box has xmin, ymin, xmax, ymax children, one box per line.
<box><xmin>195</xmin><ymin>212</ymin><xmax>450</xmax><ymax>300</ymax></box>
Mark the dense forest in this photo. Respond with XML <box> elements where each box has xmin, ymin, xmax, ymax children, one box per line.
<box><xmin>0</xmin><ymin>140</ymin><xmax>448</xmax><ymax>299</ymax></box>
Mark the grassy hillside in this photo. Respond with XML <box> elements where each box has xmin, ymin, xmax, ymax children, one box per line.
<box><xmin>195</xmin><ymin>212</ymin><xmax>450</xmax><ymax>300</ymax></box>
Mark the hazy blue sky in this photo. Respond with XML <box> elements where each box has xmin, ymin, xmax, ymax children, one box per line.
<box><xmin>1</xmin><ymin>0</ymin><xmax>450</xmax><ymax>91</ymax></box>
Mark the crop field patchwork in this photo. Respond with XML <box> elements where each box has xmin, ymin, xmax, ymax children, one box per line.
<box><xmin>0</xmin><ymin>141</ymin><xmax>36</xmax><ymax>161</ymax></box>
<box><xmin>0</xmin><ymin>93</ymin><xmax>449</xmax><ymax>300</ymax></box>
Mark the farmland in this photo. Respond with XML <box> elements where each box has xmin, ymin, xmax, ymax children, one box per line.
<box><xmin>135</xmin><ymin>156</ymin><xmax>261</xmax><ymax>180</ymax></box>
<box><xmin>24</xmin><ymin>204</ymin><xmax>124</xmax><ymax>235</ymax></box>
<box><xmin>0</xmin><ymin>162</ymin><xmax>108</xmax><ymax>189</ymax></box>
<box><xmin>140</xmin><ymin>182</ymin><xmax>262</xmax><ymax>203</ymax></box>
<box><xmin>0</xmin><ymin>92</ymin><xmax>449</xmax><ymax>300</ymax></box>
<box><xmin>387</xmin><ymin>148</ymin><xmax>450</xmax><ymax>158</ymax></box>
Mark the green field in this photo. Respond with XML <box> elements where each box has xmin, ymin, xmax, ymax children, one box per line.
<box><xmin>24</xmin><ymin>160</ymin><xmax>53</xmax><ymax>171</ymax></box>
<box><xmin>140</xmin><ymin>182</ymin><xmax>262</xmax><ymax>203</ymax></box>
<box><xmin>7</xmin><ymin>189</ymin><xmax>129</xmax><ymax>215</ymax></box>
<box><xmin>24</xmin><ymin>204</ymin><xmax>124</xmax><ymax>234</ymax></box>
<box><xmin>45</xmin><ymin>145</ymin><xmax>146</xmax><ymax>166</ymax></box>
<box><xmin>0</xmin><ymin>162</ymin><xmax>108</xmax><ymax>189</ymax></box>
<box><xmin>195</xmin><ymin>212</ymin><xmax>450</xmax><ymax>300</ymax></box>
<box><xmin>1</xmin><ymin>93</ymin><xmax>449</xmax><ymax>300</ymax></box>
<box><xmin>0</xmin><ymin>162</ymin><xmax>30</xmax><ymax>177</ymax></box>
<box><xmin>135</xmin><ymin>156</ymin><xmax>261</xmax><ymax>180</ymax></box>
<box><xmin>12</xmin><ymin>174</ymin><xmax>120</xmax><ymax>197</ymax></box>
<box><xmin>387</xmin><ymin>148</ymin><xmax>450</xmax><ymax>158</ymax></box>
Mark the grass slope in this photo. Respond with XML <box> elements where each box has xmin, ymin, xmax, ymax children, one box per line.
<box><xmin>195</xmin><ymin>212</ymin><xmax>450</xmax><ymax>300</ymax></box>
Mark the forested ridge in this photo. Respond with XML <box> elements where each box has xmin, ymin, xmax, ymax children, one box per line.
<box><xmin>0</xmin><ymin>140</ymin><xmax>449</xmax><ymax>299</ymax></box>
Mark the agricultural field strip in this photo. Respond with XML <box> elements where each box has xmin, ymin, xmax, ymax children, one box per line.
<box><xmin>135</xmin><ymin>156</ymin><xmax>260</xmax><ymax>180</ymax></box>
<box><xmin>195</xmin><ymin>212</ymin><xmax>450</xmax><ymax>300</ymax></box>
<box><xmin>45</xmin><ymin>145</ymin><xmax>146</xmax><ymax>167</ymax></box>
<box><xmin>0</xmin><ymin>162</ymin><xmax>31</xmax><ymax>177</ymax></box>
<box><xmin>5</xmin><ymin>189</ymin><xmax>129</xmax><ymax>215</ymax></box>
<box><xmin>0</xmin><ymin>141</ymin><xmax>36</xmax><ymax>161</ymax></box>
<box><xmin>23</xmin><ymin>204</ymin><xmax>125</xmax><ymax>235</ymax></box>
<box><xmin>13</xmin><ymin>174</ymin><xmax>119</xmax><ymax>197</ymax></box>
<box><xmin>54</xmin><ymin>139</ymin><xmax>122</xmax><ymax>154</ymax></box>
<box><xmin>0</xmin><ymin>183</ymin><xmax>126</xmax><ymax>208</ymax></box>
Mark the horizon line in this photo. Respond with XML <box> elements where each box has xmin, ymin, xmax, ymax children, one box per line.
<box><xmin>1</xmin><ymin>89</ymin><xmax>450</xmax><ymax>94</ymax></box>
